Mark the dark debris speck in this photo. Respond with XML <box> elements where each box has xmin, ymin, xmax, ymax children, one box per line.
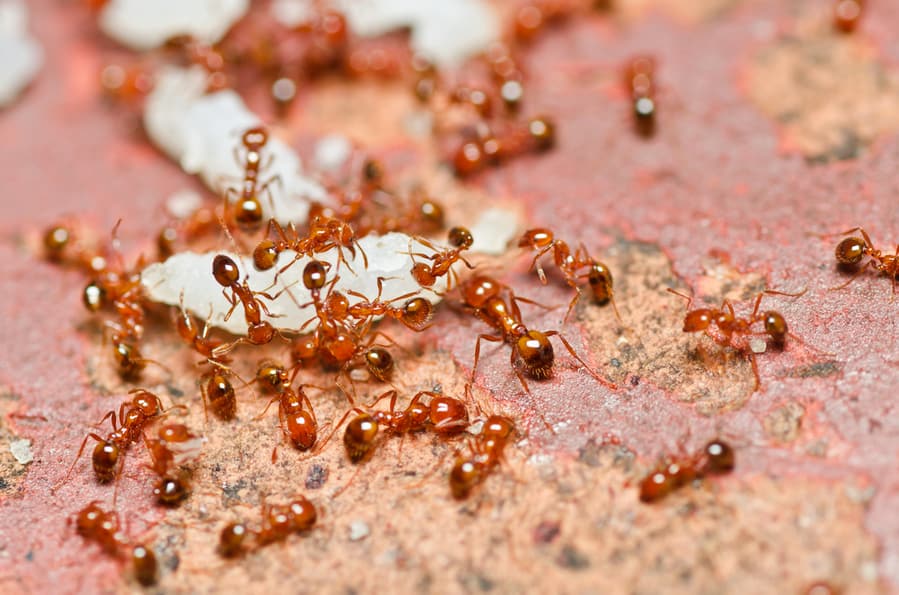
<box><xmin>556</xmin><ymin>545</ymin><xmax>589</xmax><ymax>570</ymax></box>
<box><xmin>305</xmin><ymin>464</ymin><xmax>329</xmax><ymax>489</ymax></box>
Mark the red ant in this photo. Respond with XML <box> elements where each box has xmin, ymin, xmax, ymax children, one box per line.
<box><xmin>409</xmin><ymin>226</ymin><xmax>475</xmax><ymax>290</ymax></box>
<box><xmin>253</xmin><ymin>215</ymin><xmax>365</xmax><ymax>275</ymax></box>
<box><xmin>324</xmin><ymin>276</ymin><xmax>435</xmax><ymax>332</ymax></box>
<box><xmin>56</xmin><ymin>389</ymin><xmax>171</xmax><ymax>489</ymax></box>
<box><xmin>518</xmin><ymin>228</ymin><xmax>620</xmax><ymax>321</ymax></box>
<box><xmin>450</xmin><ymin>116</ymin><xmax>555</xmax><ymax>177</ymax></box>
<box><xmin>668</xmin><ymin>287</ymin><xmax>813</xmax><ymax>389</ymax></box>
<box><xmin>623</xmin><ymin>56</ymin><xmax>657</xmax><ymax>137</ymax></box>
<box><xmin>834</xmin><ymin>0</ymin><xmax>863</xmax><ymax>33</ymax></box>
<box><xmin>211</xmin><ymin>254</ymin><xmax>287</xmax><ymax>354</ymax></box>
<box><xmin>830</xmin><ymin>227</ymin><xmax>899</xmax><ymax>296</ymax></box>
<box><xmin>638</xmin><ymin>439</ymin><xmax>735</xmax><ymax>503</ymax></box>
<box><xmin>460</xmin><ymin>275</ymin><xmax>617</xmax><ymax>394</ymax></box>
<box><xmin>449</xmin><ymin>415</ymin><xmax>515</xmax><ymax>499</ymax></box>
<box><xmin>255</xmin><ymin>495</ymin><xmax>318</xmax><ymax>546</ymax></box>
<box><xmin>145</xmin><ymin>422</ymin><xmax>203</xmax><ymax>506</ymax></box>
<box><xmin>256</xmin><ymin>381</ymin><xmax>320</xmax><ymax>453</ymax></box>
<box><xmin>339</xmin><ymin>389</ymin><xmax>470</xmax><ymax>463</ymax></box>
<box><xmin>223</xmin><ymin>126</ymin><xmax>282</xmax><ymax>231</ymax></box>
<box><xmin>74</xmin><ymin>502</ymin><xmax>159</xmax><ymax>584</ymax></box>
<box><xmin>219</xmin><ymin>522</ymin><xmax>250</xmax><ymax>558</ymax></box>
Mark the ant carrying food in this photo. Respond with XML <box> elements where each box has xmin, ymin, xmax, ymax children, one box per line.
<box><xmin>829</xmin><ymin>227</ymin><xmax>899</xmax><ymax>296</ymax></box>
<box><xmin>224</xmin><ymin>127</ymin><xmax>282</xmax><ymax>231</ymax></box>
<box><xmin>667</xmin><ymin>287</ymin><xmax>815</xmax><ymax>389</ymax></box>
<box><xmin>638</xmin><ymin>439</ymin><xmax>735</xmax><ymax>503</ymax></box>
<box><xmin>449</xmin><ymin>415</ymin><xmax>515</xmax><ymax>499</ymax></box>
<box><xmin>518</xmin><ymin>227</ymin><xmax>620</xmax><ymax>321</ymax></box>
<box><xmin>460</xmin><ymin>275</ymin><xmax>616</xmax><ymax>393</ymax></box>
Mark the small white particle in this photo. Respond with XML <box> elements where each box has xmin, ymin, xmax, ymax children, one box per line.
<box><xmin>10</xmin><ymin>438</ymin><xmax>32</xmax><ymax>465</ymax></box>
<box><xmin>750</xmin><ymin>338</ymin><xmax>767</xmax><ymax>354</ymax></box>
<box><xmin>349</xmin><ymin>520</ymin><xmax>370</xmax><ymax>541</ymax></box>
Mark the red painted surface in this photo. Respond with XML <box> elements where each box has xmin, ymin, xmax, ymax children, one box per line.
<box><xmin>1</xmin><ymin>0</ymin><xmax>897</xmax><ymax>592</ymax></box>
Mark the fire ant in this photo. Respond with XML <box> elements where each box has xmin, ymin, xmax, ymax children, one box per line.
<box><xmin>623</xmin><ymin>56</ymin><xmax>657</xmax><ymax>137</ymax></box>
<box><xmin>73</xmin><ymin>502</ymin><xmax>159</xmax><ymax>584</ymax></box>
<box><xmin>256</xmin><ymin>381</ymin><xmax>320</xmax><ymax>452</ymax></box>
<box><xmin>219</xmin><ymin>522</ymin><xmax>250</xmax><ymax>557</ymax></box>
<box><xmin>460</xmin><ymin>275</ymin><xmax>617</xmax><ymax>393</ymax></box>
<box><xmin>339</xmin><ymin>389</ymin><xmax>470</xmax><ymax>463</ymax></box>
<box><xmin>409</xmin><ymin>226</ymin><xmax>475</xmax><ymax>290</ymax></box>
<box><xmin>834</xmin><ymin>0</ymin><xmax>863</xmax><ymax>33</ymax></box>
<box><xmin>638</xmin><ymin>439</ymin><xmax>735</xmax><ymax>503</ymax></box>
<box><xmin>145</xmin><ymin>422</ymin><xmax>203</xmax><ymax>506</ymax></box>
<box><xmin>667</xmin><ymin>287</ymin><xmax>813</xmax><ymax>389</ymax></box>
<box><xmin>450</xmin><ymin>116</ymin><xmax>556</xmax><ymax>177</ymax></box>
<box><xmin>830</xmin><ymin>227</ymin><xmax>899</xmax><ymax>296</ymax></box>
<box><xmin>224</xmin><ymin>127</ymin><xmax>282</xmax><ymax>231</ymax></box>
<box><xmin>211</xmin><ymin>254</ymin><xmax>286</xmax><ymax>354</ymax></box>
<box><xmin>449</xmin><ymin>415</ymin><xmax>515</xmax><ymax>499</ymax></box>
<box><xmin>518</xmin><ymin>227</ymin><xmax>620</xmax><ymax>321</ymax></box>
<box><xmin>56</xmin><ymin>389</ymin><xmax>171</xmax><ymax>488</ymax></box>
<box><xmin>253</xmin><ymin>215</ymin><xmax>365</xmax><ymax>275</ymax></box>
<box><xmin>255</xmin><ymin>495</ymin><xmax>318</xmax><ymax>546</ymax></box>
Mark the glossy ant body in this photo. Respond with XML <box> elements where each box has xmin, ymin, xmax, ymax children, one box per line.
<box><xmin>460</xmin><ymin>275</ymin><xmax>616</xmax><ymax>393</ymax></box>
<box><xmin>257</xmin><ymin>381</ymin><xmax>319</xmax><ymax>452</ymax></box>
<box><xmin>340</xmin><ymin>390</ymin><xmax>470</xmax><ymax>463</ymax></box>
<box><xmin>145</xmin><ymin>422</ymin><xmax>203</xmax><ymax>506</ymax></box>
<box><xmin>638</xmin><ymin>439</ymin><xmax>735</xmax><ymax>503</ymax></box>
<box><xmin>451</xmin><ymin>117</ymin><xmax>556</xmax><ymax>177</ymax></box>
<box><xmin>74</xmin><ymin>502</ymin><xmax>158</xmax><ymax>584</ymax></box>
<box><xmin>449</xmin><ymin>415</ymin><xmax>515</xmax><ymax>499</ymax></box>
<box><xmin>409</xmin><ymin>226</ymin><xmax>474</xmax><ymax>290</ymax></box>
<box><xmin>255</xmin><ymin>496</ymin><xmax>318</xmax><ymax>546</ymax></box>
<box><xmin>211</xmin><ymin>254</ymin><xmax>284</xmax><ymax>353</ymax></box>
<box><xmin>225</xmin><ymin>127</ymin><xmax>281</xmax><ymax>231</ymax></box>
<box><xmin>668</xmin><ymin>287</ymin><xmax>810</xmax><ymax>389</ymax></box>
<box><xmin>831</xmin><ymin>227</ymin><xmax>899</xmax><ymax>295</ymax></box>
<box><xmin>253</xmin><ymin>215</ymin><xmax>365</xmax><ymax>274</ymax></box>
<box><xmin>624</xmin><ymin>56</ymin><xmax>657</xmax><ymax>137</ymax></box>
<box><xmin>518</xmin><ymin>227</ymin><xmax>620</xmax><ymax>321</ymax></box>
<box><xmin>57</xmin><ymin>389</ymin><xmax>169</xmax><ymax>487</ymax></box>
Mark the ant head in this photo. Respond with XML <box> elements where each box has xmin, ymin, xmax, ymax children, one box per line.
<box><xmin>288</xmin><ymin>497</ymin><xmax>317</xmax><ymax>530</ymax></box>
<box><xmin>482</xmin><ymin>415</ymin><xmax>514</xmax><ymax>441</ymax></box>
<box><xmin>303</xmin><ymin>260</ymin><xmax>328</xmax><ymax>291</ymax></box>
<box><xmin>683</xmin><ymin>309</ymin><xmax>713</xmax><ymax>332</ymax></box>
<box><xmin>517</xmin><ymin>330</ymin><xmax>554</xmax><ymax>379</ymax></box>
<box><xmin>253</xmin><ymin>239</ymin><xmax>278</xmax><ymax>271</ymax></box>
<box><xmin>448</xmin><ymin>226</ymin><xmax>474</xmax><ymax>249</ymax></box>
<box><xmin>130</xmin><ymin>389</ymin><xmax>161</xmax><ymax>416</ymax></box>
<box><xmin>364</xmin><ymin>347</ymin><xmax>394</xmax><ymax>382</ymax></box>
<box><xmin>527</xmin><ymin>116</ymin><xmax>555</xmax><ymax>151</ymax></box>
<box><xmin>154</xmin><ymin>476</ymin><xmax>189</xmax><ymax>506</ymax></box>
<box><xmin>219</xmin><ymin>523</ymin><xmax>249</xmax><ymax>558</ymax></box>
<box><xmin>702</xmin><ymin>439</ymin><xmax>735</xmax><ymax>475</ymax></box>
<box><xmin>255</xmin><ymin>362</ymin><xmax>286</xmax><ymax>394</ymax></box>
<box><xmin>212</xmin><ymin>254</ymin><xmax>240</xmax><ymax>287</ymax></box>
<box><xmin>763</xmin><ymin>311</ymin><xmax>787</xmax><ymax>344</ymax></box>
<box><xmin>835</xmin><ymin>236</ymin><xmax>866</xmax><ymax>265</ymax></box>
<box><xmin>241</xmin><ymin>127</ymin><xmax>268</xmax><ymax>149</ymax></box>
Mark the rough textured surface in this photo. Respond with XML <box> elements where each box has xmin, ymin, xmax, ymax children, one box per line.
<box><xmin>0</xmin><ymin>1</ymin><xmax>897</xmax><ymax>594</ymax></box>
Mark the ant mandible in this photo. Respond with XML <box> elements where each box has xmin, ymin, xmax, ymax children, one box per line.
<box><xmin>830</xmin><ymin>227</ymin><xmax>899</xmax><ymax>296</ymax></box>
<box><xmin>667</xmin><ymin>287</ymin><xmax>810</xmax><ymax>389</ymax></box>
<box><xmin>460</xmin><ymin>275</ymin><xmax>617</xmax><ymax>394</ymax></box>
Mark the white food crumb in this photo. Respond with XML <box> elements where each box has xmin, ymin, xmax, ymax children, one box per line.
<box><xmin>468</xmin><ymin>207</ymin><xmax>520</xmax><ymax>256</ymax></box>
<box><xmin>0</xmin><ymin>0</ymin><xmax>42</xmax><ymax>108</ymax></box>
<box><xmin>272</xmin><ymin>0</ymin><xmax>499</xmax><ymax>66</ymax></box>
<box><xmin>10</xmin><ymin>438</ymin><xmax>32</xmax><ymax>465</ymax></box>
<box><xmin>165</xmin><ymin>189</ymin><xmax>204</xmax><ymax>220</ymax></box>
<box><xmin>348</xmin><ymin>520</ymin><xmax>370</xmax><ymax>541</ymax></box>
<box><xmin>314</xmin><ymin>134</ymin><xmax>353</xmax><ymax>173</ymax></box>
<box><xmin>750</xmin><ymin>338</ymin><xmax>767</xmax><ymax>354</ymax></box>
<box><xmin>141</xmin><ymin>232</ymin><xmax>455</xmax><ymax>336</ymax></box>
<box><xmin>144</xmin><ymin>67</ymin><xmax>328</xmax><ymax>226</ymax></box>
<box><xmin>99</xmin><ymin>0</ymin><xmax>249</xmax><ymax>51</ymax></box>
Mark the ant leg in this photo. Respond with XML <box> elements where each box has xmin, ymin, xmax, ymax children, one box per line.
<box><xmin>53</xmin><ymin>433</ymin><xmax>104</xmax><ymax>491</ymax></box>
<box><xmin>544</xmin><ymin>331</ymin><xmax>618</xmax><ymax>390</ymax></box>
<box><xmin>470</xmin><ymin>334</ymin><xmax>504</xmax><ymax>386</ymax></box>
<box><xmin>562</xmin><ymin>288</ymin><xmax>583</xmax><ymax>324</ymax></box>
<box><xmin>527</xmin><ymin>245</ymin><xmax>554</xmax><ymax>285</ymax></box>
<box><xmin>749</xmin><ymin>293</ymin><xmax>764</xmax><ymax>319</ymax></box>
<box><xmin>252</xmin><ymin>395</ymin><xmax>280</xmax><ymax>421</ymax></box>
<box><xmin>666</xmin><ymin>287</ymin><xmax>694</xmax><ymax>310</ymax></box>
<box><xmin>220</xmin><ymin>289</ymin><xmax>240</xmax><ymax>323</ymax></box>
<box><xmin>749</xmin><ymin>353</ymin><xmax>761</xmax><ymax>392</ymax></box>
<box><xmin>830</xmin><ymin>259</ymin><xmax>877</xmax><ymax>291</ymax></box>
<box><xmin>365</xmin><ymin>389</ymin><xmax>399</xmax><ymax>409</ymax></box>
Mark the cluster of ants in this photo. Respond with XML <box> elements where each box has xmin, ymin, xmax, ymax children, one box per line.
<box><xmin>39</xmin><ymin>0</ymin><xmax>892</xmax><ymax>587</ymax></box>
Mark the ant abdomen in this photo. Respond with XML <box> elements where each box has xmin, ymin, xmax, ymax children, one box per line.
<box><xmin>344</xmin><ymin>413</ymin><xmax>378</xmax><ymax>463</ymax></box>
<box><xmin>835</xmin><ymin>236</ymin><xmax>865</xmax><ymax>265</ymax></box>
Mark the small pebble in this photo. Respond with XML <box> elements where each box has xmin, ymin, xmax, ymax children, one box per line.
<box><xmin>349</xmin><ymin>520</ymin><xmax>370</xmax><ymax>542</ymax></box>
<box><xmin>10</xmin><ymin>439</ymin><xmax>32</xmax><ymax>465</ymax></box>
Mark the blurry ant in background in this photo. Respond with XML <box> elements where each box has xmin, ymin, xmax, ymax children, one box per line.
<box><xmin>218</xmin><ymin>495</ymin><xmax>317</xmax><ymax>554</ymax></box>
<box><xmin>828</xmin><ymin>227</ymin><xmax>899</xmax><ymax>297</ymax></box>
<box><xmin>638</xmin><ymin>439</ymin><xmax>735</xmax><ymax>503</ymax></box>
<box><xmin>667</xmin><ymin>286</ymin><xmax>815</xmax><ymax>389</ymax></box>
<box><xmin>833</xmin><ymin>0</ymin><xmax>864</xmax><ymax>33</ymax></box>
<box><xmin>73</xmin><ymin>502</ymin><xmax>159</xmax><ymax>585</ymax></box>
<box><xmin>450</xmin><ymin>415</ymin><xmax>515</xmax><ymax>499</ymax></box>
<box><xmin>518</xmin><ymin>227</ymin><xmax>620</xmax><ymax>322</ymax></box>
<box><xmin>623</xmin><ymin>56</ymin><xmax>657</xmax><ymax>137</ymax></box>
<box><xmin>223</xmin><ymin>127</ymin><xmax>281</xmax><ymax>232</ymax></box>
<box><xmin>145</xmin><ymin>422</ymin><xmax>203</xmax><ymax>506</ymax></box>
